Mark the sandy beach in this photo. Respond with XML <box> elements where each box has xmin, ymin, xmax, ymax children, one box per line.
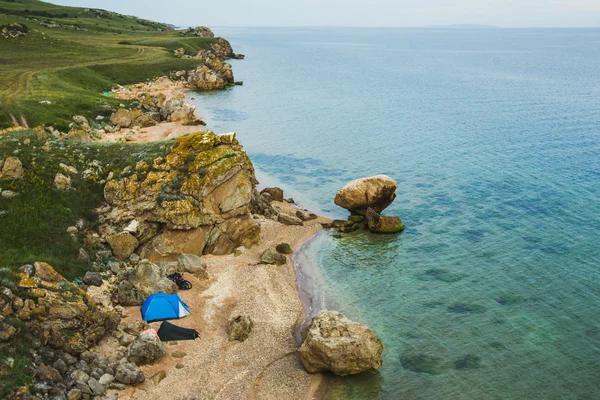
<box><xmin>99</xmin><ymin>80</ymin><xmax>330</xmax><ymax>399</ymax></box>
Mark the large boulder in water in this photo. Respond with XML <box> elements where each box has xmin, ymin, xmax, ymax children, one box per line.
<box><xmin>334</xmin><ymin>175</ymin><xmax>398</xmax><ymax>216</ymax></box>
<box><xmin>299</xmin><ymin>311</ymin><xmax>383</xmax><ymax>376</ymax></box>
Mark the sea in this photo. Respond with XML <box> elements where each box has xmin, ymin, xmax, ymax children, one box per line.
<box><xmin>189</xmin><ymin>27</ymin><xmax>600</xmax><ymax>400</ymax></box>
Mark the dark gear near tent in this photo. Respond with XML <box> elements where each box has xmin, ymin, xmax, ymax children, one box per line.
<box><xmin>157</xmin><ymin>321</ymin><xmax>200</xmax><ymax>341</ymax></box>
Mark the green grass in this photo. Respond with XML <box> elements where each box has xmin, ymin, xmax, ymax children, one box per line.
<box><xmin>0</xmin><ymin>129</ymin><xmax>174</xmax><ymax>279</ymax></box>
<box><xmin>0</xmin><ymin>0</ymin><xmax>218</xmax><ymax>129</ymax></box>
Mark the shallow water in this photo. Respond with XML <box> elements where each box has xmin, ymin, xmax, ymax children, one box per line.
<box><xmin>191</xmin><ymin>27</ymin><xmax>600</xmax><ymax>399</ymax></box>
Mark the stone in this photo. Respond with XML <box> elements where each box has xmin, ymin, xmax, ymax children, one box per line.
<box><xmin>115</xmin><ymin>362</ymin><xmax>145</xmax><ymax>385</ymax></box>
<box><xmin>106</xmin><ymin>232</ymin><xmax>139</xmax><ymax>260</ymax></box>
<box><xmin>260</xmin><ymin>187</ymin><xmax>284</xmax><ymax>202</ymax></box>
<box><xmin>119</xmin><ymin>260</ymin><xmax>178</xmax><ymax>303</ymax></box>
<box><xmin>34</xmin><ymin>261</ymin><xmax>65</xmax><ymax>282</ymax></box>
<box><xmin>278</xmin><ymin>213</ymin><xmax>303</xmax><ymax>226</ymax></box>
<box><xmin>204</xmin><ymin>216</ymin><xmax>260</xmax><ymax>256</ymax></box>
<box><xmin>170</xmin><ymin>351</ymin><xmax>187</xmax><ymax>358</ymax></box>
<box><xmin>227</xmin><ymin>315</ymin><xmax>253</xmax><ymax>342</ymax></box>
<box><xmin>177</xmin><ymin>253</ymin><xmax>208</xmax><ymax>280</ymax></box>
<box><xmin>365</xmin><ymin>207</ymin><xmax>404</xmax><ymax>233</ymax></box>
<box><xmin>128</xmin><ymin>330</ymin><xmax>166</xmax><ymax>365</ymax></box>
<box><xmin>299</xmin><ymin>311</ymin><xmax>384</xmax><ymax>376</ymax></box>
<box><xmin>260</xmin><ymin>248</ymin><xmax>287</xmax><ymax>265</ymax></box>
<box><xmin>54</xmin><ymin>173</ymin><xmax>72</xmax><ymax>190</ymax></box>
<box><xmin>275</xmin><ymin>243</ymin><xmax>293</xmax><ymax>255</ymax></box>
<box><xmin>70</xmin><ymin>370</ymin><xmax>90</xmax><ymax>385</ymax></box>
<box><xmin>0</xmin><ymin>322</ymin><xmax>17</xmax><ymax>342</ymax></box>
<box><xmin>35</xmin><ymin>364</ymin><xmax>62</xmax><ymax>382</ymax></box>
<box><xmin>1</xmin><ymin>190</ymin><xmax>19</xmax><ymax>198</ymax></box>
<box><xmin>116</xmin><ymin>280</ymin><xmax>143</xmax><ymax>306</ymax></box>
<box><xmin>98</xmin><ymin>373</ymin><xmax>114</xmax><ymax>386</ymax></box>
<box><xmin>67</xmin><ymin>388</ymin><xmax>82</xmax><ymax>400</ymax></box>
<box><xmin>250</xmin><ymin>189</ymin><xmax>277</xmax><ymax>218</ymax></box>
<box><xmin>296</xmin><ymin>209</ymin><xmax>318</xmax><ymax>221</ymax></box>
<box><xmin>59</xmin><ymin>163</ymin><xmax>78</xmax><ymax>175</ymax></box>
<box><xmin>87</xmin><ymin>377</ymin><xmax>105</xmax><ymax>395</ymax></box>
<box><xmin>175</xmin><ymin>363</ymin><xmax>184</xmax><ymax>369</ymax></box>
<box><xmin>150</xmin><ymin>370</ymin><xmax>167</xmax><ymax>385</ymax></box>
<box><xmin>334</xmin><ymin>175</ymin><xmax>398</xmax><ymax>216</ymax></box>
<box><xmin>78</xmin><ymin>248</ymin><xmax>91</xmax><ymax>263</ymax></box>
<box><xmin>0</xmin><ymin>157</ymin><xmax>24</xmax><ymax>180</ymax></box>
<box><xmin>82</xmin><ymin>271</ymin><xmax>102</xmax><ymax>286</ymax></box>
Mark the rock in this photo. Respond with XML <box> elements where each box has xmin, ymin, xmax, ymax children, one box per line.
<box><xmin>110</xmin><ymin>109</ymin><xmax>140</xmax><ymax>128</ymax></box>
<box><xmin>260</xmin><ymin>187</ymin><xmax>284</xmax><ymax>202</ymax></box>
<box><xmin>204</xmin><ymin>216</ymin><xmax>260</xmax><ymax>256</ymax></box>
<box><xmin>106</xmin><ymin>232</ymin><xmax>139</xmax><ymax>260</ymax></box>
<box><xmin>0</xmin><ymin>157</ymin><xmax>24</xmax><ymax>180</ymax></box>
<box><xmin>260</xmin><ymin>248</ymin><xmax>287</xmax><ymax>265</ymax></box>
<box><xmin>82</xmin><ymin>271</ymin><xmax>102</xmax><ymax>286</ymax></box>
<box><xmin>115</xmin><ymin>362</ymin><xmax>145</xmax><ymax>385</ymax></box>
<box><xmin>128</xmin><ymin>330</ymin><xmax>166</xmax><ymax>365</ymax></box>
<box><xmin>275</xmin><ymin>243</ymin><xmax>293</xmax><ymax>255</ymax></box>
<box><xmin>53</xmin><ymin>358</ymin><xmax>68</xmax><ymax>375</ymax></box>
<box><xmin>118</xmin><ymin>260</ymin><xmax>178</xmax><ymax>304</ymax></box>
<box><xmin>334</xmin><ymin>175</ymin><xmax>398</xmax><ymax>216</ymax></box>
<box><xmin>296</xmin><ymin>209</ymin><xmax>318</xmax><ymax>221</ymax></box>
<box><xmin>0</xmin><ymin>321</ymin><xmax>17</xmax><ymax>341</ymax></box>
<box><xmin>67</xmin><ymin>388</ymin><xmax>82</xmax><ymax>400</ymax></box>
<box><xmin>87</xmin><ymin>377</ymin><xmax>105</xmax><ymax>395</ymax></box>
<box><xmin>181</xmin><ymin>26</ymin><xmax>214</xmax><ymax>37</ymax></box>
<box><xmin>77</xmin><ymin>248</ymin><xmax>91</xmax><ymax>263</ymax></box>
<box><xmin>116</xmin><ymin>280</ymin><xmax>143</xmax><ymax>306</ymax></box>
<box><xmin>1</xmin><ymin>190</ymin><xmax>18</xmax><ymax>198</ymax></box>
<box><xmin>278</xmin><ymin>213</ymin><xmax>303</xmax><ymax>226</ymax></box>
<box><xmin>365</xmin><ymin>207</ymin><xmax>404</xmax><ymax>234</ymax></box>
<box><xmin>150</xmin><ymin>370</ymin><xmax>167</xmax><ymax>385</ymax></box>
<box><xmin>98</xmin><ymin>373</ymin><xmax>114</xmax><ymax>386</ymax></box>
<box><xmin>227</xmin><ymin>315</ymin><xmax>253</xmax><ymax>342</ymax></box>
<box><xmin>170</xmin><ymin>351</ymin><xmax>187</xmax><ymax>358</ymax></box>
<box><xmin>186</xmin><ymin>60</ymin><xmax>234</xmax><ymax>91</ymax></box>
<box><xmin>70</xmin><ymin>370</ymin><xmax>90</xmax><ymax>385</ymax></box>
<box><xmin>54</xmin><ymin>173</ymin><xmax>72</xmax><ymax>191</ymax></box>
<box><xmin>175</xmin><ymin>363</ymin><xmax>184</xmax><ymax>369</ymax></box>
<box><xmin>250</xmin><ymin>189</ymin><xmax>277</xmax><ymax>218</ymax></box>
<box><xmin>177</xmin><ymin>253</ymin><xmax>208</xmax><ymax>280</ymax></box>
<box><xmin>35</xmin><ymin>364</ymin><xmax>62</xmax><ymax>382</ymax></box>
<box><xmin>59</xmin><ymin>163</ymin><xmax>78</xmax><ymax>175</ymax></box>
<box><xmin>160</xmin><ymin>94</ymin><xmax>198</xmax><ymax>125</ymax></box>
<box><xmin>299</xmin><ymin>311</ymin><xmax>384</xmax><ymax>376</ymax></box>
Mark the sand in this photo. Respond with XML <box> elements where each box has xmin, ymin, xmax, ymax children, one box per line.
<box><xmin>101</xmin><ymin>80</ymin><xmax>330</xmax><ymax>399</ymax></box>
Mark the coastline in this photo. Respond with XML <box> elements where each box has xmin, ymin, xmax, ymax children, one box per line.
<box><xmin>101</xmin><ymin>78</ymin><xmax>331</xmax><ymax>399</ymax></box>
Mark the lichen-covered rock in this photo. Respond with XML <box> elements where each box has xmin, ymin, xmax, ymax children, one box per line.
<box><xmin>140</xmin><ymin>227</ymin><xmax>210</xmax><ymax>262</ymax></box>
<box><xmin>1</xmin><ymin>263</ymin><xmax>112</xmax><ymax>354</ymax></box>
<box><xmin>334</xmin><ymin>175</ymin><xmax>398</xmax><ymax>216</ymax></box>
<box><xmin>0</xmin><ymin>157</ymin><xmax>24</xmax><ymax>180</ymax></box>
<box><xmin>54</xmin><ymin>173</ymin><xmax>72</xmax><ymax>191</ymax></box>
<box><xmin>365</xmin><ymin>207</ymin><xmax>404</xmax><ymax>234</ymax></box>
<box><xmin>128</xmin><ymin>330</ymin><xmax>166</xmax><ymax>365</ymax></box>
<box><xmin>299</xmin><ymin>311</ymin><xmax>384</xmax><ymax>376</ymax></box>
<box><xmin>260</xmin><ymin>248</ymin><xmax>287</xmax><ymax>265</ymax></box>
<box><xmin>106</xmin><ymin>232</ymin><xmax>139</xmax><ymax>260</ymax></box>
<box><xmin>227</xmin><ymin>315</ymin><xmax>253</xmax><ymax>342</ymax></box>
<box><xmin>117</xmin><ymin>260</ymin><xmax>177</xmax><ymax>306</ymax></box>
<box><xmin>186</xmin><ymin>57</ymin><xmax>234</xmax><ymax>91</ymax></box>
<box><xmin>115</xmin><ymin>362</ymin><xmax>145</xmax><ymax>385</ymax></box>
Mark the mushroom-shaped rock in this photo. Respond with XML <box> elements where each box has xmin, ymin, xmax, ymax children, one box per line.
<box><xmin>334</xmin><ymin>175</ymin><xmax>398</xmax><ymax>216</ymax></box>
<box><xmin>299</xmin><ymin>311</ymin><xmax>383</xmax><ymax>376</ymax></box>
<box><xmin>128</xmin><ymin>330</ymin><xmax>166</xmax><ymax>365</ymax></box>
<box><xmin>365</xmin><ymin>207</ymin><xmax>404</xmax><ymax>234</ymax></box>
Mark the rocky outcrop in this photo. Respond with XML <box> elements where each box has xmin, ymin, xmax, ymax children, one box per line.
<box><xmin>180</xmin><ymin>26</ymin><xmax>214</xmax><ymax>37</ymax></box>
<box><xmin>365</xmin><ymin>207</ymin><xmax>404</xmax><ymax>233</ymax></box>
<box><xmin>102</xmin><ymin>131</ymin><xmax>260</xmax><ymax>259</ymax></box>
<box><xmin>299</xmin><ymin>311</ymin><xmax>384</xmax><ymax>376</ymax></box>
<box><xmin>186</xmin><ymin>57</ymin><xmax>234</xmax><ymax>91</ymax></box>
<box><xmin>334</xmin><ymin>175</ymin><xmax>398</xmax><ymax>216</ymax></box>
<box><xmin>0</xmin><ymin>262</ymin><xmax>114</xmax><ymax>355</ymax></box>
<box><xmin>0</xmin><ymin>156</ymin><xmax>24</xmax><ymax>180</ymax></box>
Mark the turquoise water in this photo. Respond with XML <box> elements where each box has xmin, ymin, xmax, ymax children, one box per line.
<box><xmin>191</xmin><ymin>28</ymin><xmax>600</xmax><ymax>399</ymax></box>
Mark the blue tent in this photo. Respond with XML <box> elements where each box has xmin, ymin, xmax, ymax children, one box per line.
<box><xmin>141</xmin><ymin>293</ymin><xmax>190</xmax><ymax>322</ymax></box>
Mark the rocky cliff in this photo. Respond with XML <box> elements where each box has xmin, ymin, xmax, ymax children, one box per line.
<box><xmin>100</xmin><ymin>130</ymin><xmax>260</xmax><ymax>261</ymax></box>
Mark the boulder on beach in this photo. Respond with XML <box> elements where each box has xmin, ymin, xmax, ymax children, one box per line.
<box><xmin>365</xmin><ymin>207</ymin><xmax>404</xmax><ymax>234</ymax></box>
<box><xmin>334</xmin><ymin>175</ymin><xmax>398</xmax><ymax>216</ymax></box>
<box><xmin>128</xmin><ymin>330</ymin><xmax>166</xmax><ymax>365</ymax></box>
<box><xmin>227</xmin><ymin>315</ymin><xmax>253</xmax><ymax>342</ymax></box>
<box><xmin>299</xmin><ymin>311</ymin><xmax>384</xmax><ymax>376</ymax></box>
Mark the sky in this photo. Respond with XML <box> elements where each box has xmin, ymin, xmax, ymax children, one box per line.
<box><xmin>52</xmin><ymin>0</ymin><xmax>600</xmax><ymax>28</ymax></box>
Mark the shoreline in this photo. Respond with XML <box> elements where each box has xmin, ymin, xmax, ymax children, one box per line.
<box><xmin>101</xmin><ymin>78</ymin><xmax>331</xmax><ymax>399</ymax></box>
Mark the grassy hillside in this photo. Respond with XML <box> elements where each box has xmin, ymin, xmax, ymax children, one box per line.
<box><xmin>0</xmin><ymin>0</ymin><xmax>217</xmax><ymax>130</ymax></box>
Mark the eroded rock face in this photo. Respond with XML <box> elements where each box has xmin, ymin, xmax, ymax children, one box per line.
<box><xmin>299</xmin><ymin>311</ymin><xmax>384</xmax><ymax>376</ymax></box>
<box><xmin>0</xmin><ymin>157</ymin><xmax>24</xmax><ymax>180</ymax></box>
<box><xmin>103</xmin><ymin>131</ymin><xmax>260</xmax><ymax>258</ymax></box>
<box><xmin>334</xmin><ymin>175</ymin><xmax>398</xmax><ymax>216</ymax></box>
<box><xmin>365</xmin><ymin>207</ymin><xmax>404</xmax><ymax>234</ymax></box>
